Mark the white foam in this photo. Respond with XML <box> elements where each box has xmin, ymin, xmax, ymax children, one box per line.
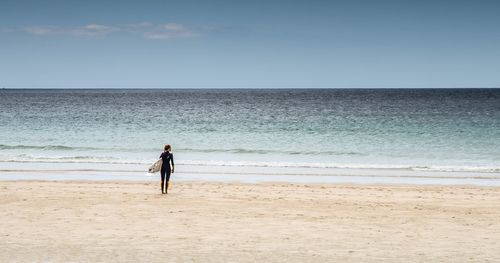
<box><xmin>1</xmin><ymin>155</ymin><xmax>500</xmax><ymax>173</ymax></box>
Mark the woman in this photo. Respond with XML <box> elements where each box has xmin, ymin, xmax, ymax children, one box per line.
<box><xmin>159</xmin><ymin>144</ymin><xmax>175</xmax><ymax>194</ymax></box>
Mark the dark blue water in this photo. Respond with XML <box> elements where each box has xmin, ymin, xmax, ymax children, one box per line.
<box><xmin>1</xmin><ymin>88</ymin><xmax>499</xmax><ymax>173</ymax></box>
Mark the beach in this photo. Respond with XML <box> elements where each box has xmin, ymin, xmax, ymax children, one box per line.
<box><xmin>1</xmin><ymin>180</ymin><xmax>500</xmax><ymax>262</ymax></box>
<box><xmin>3</xmin><ymin>0</ymin><xmax>500</xmax><ymax>261</ymax></box>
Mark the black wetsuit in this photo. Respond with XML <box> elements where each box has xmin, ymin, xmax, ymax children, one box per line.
<box><xmin>159</xmin><ymin>151</ymin><xmax>174</xmax><ymax>193</ymax></box>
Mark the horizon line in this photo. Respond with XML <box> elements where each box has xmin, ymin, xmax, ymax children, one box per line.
<box><xmin>1</xmin><ymin>87</ymin><xmax>500</xmax><ymax>90</ymax></box>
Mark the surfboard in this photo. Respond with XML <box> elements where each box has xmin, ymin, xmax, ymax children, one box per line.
<box><xmin>148</xmin><ymin>159</ymin><xmax>163</xmax><ymax>173</ymax></box>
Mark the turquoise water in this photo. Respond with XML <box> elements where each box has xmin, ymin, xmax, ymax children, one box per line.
<box><xmin>1</xmin><ymin>89</ymin><xmax>500</xmax><ymax>184</ymax></box>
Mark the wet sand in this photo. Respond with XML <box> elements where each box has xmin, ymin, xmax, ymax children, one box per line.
<box><xmin>1</xmin><ymin>180</ymin><xmax>500</xmax><ymax>262</ymax></box>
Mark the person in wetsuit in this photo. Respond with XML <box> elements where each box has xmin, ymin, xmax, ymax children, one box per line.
<box><xmin>159</xmin><ymin>144</ymin><xmax>175</xmax><ymax>194</ymax></box>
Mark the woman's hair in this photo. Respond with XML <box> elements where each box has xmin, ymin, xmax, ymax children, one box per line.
<box><xmin>164</xmin><ymin>144</ymin><xmax>171</xmax><ymax>151</ymax></box>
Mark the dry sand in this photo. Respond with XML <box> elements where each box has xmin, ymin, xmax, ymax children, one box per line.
<box><xmin>1</xmin><ymin>180</ymin><xmax>500</xmax><ymax>262</ymax></box>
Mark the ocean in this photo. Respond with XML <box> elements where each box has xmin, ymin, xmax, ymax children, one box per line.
<box><xmin>1</xmin><ymin>88</ymin><xmax>499</xmax><ymax>185</ymax></box>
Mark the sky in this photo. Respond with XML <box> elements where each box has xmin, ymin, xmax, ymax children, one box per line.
<box><xmin>0</xmin><ymin>0</ymin><xmax>499</xmax><ymax>88</ymax></box>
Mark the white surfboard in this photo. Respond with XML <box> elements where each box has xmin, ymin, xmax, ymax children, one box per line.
<box><xmin>148</xmin><ymin>159</ymin><xmax>163</xmax><ymax>173</ymax></box>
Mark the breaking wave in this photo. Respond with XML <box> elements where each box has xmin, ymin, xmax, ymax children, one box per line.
<box><xmin>1</xmin><ymin>155</ymin><xmax>499</xmax><ymax>173</ymax></box>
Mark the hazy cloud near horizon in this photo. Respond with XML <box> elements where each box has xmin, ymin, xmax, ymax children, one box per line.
<box><xmin>21</xmin><ymin>22</ymin><xmax>200</xmax><ymax>39</ymax></box>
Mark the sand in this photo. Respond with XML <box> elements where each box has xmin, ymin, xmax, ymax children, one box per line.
<box><xmin>1</xmin><ymin>180</ymin><xmax>500</xmax><ymax>262</ymax></box>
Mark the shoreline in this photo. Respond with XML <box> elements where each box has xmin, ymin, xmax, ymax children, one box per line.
<box><xmin>2</xmin><ymin>171</ymin><xmax>500</xmax><ymax>187</ymax></box>
<box><xmin>2</xmin><ymin>161</ymin><xmax>500</xmax><ymax>186</ymax></box>
<box><xmin>3</xmin><ymin>178</ymin><xmax>500</xmax><ymax>189</ymax></box>
<box><xmin>2</xmin><ymin>180</ymin><xmax>500</xmax><ymax>262</ymax></box>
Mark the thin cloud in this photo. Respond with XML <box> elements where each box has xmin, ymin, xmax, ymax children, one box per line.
<box><xmin>143</xmin><ymin>23</ymin><xmax>198</xmax><ymax>39</ymax></box>
<box><xmin>24</xmin><ymin>24</ymin><xmax>118</xmax><ymax>37</ymax></box>
<box><xmin>72</xmin><ymin>24</ymin><xmax>118</xmax><ymax>36</ymax></box>
<box><xmin>163</xmin><ymin>23</ymin><xmax>185</xmax><ymax>31</ymax></box>
<box><xmin>22</xmin><ymin>23</ymin><xmax>201</xmax><ymax>40</ymax></box>
<box><xmin>24</xmin><ymin>26</ymin><xmax>61</xmax><ymax>36</ymax></box>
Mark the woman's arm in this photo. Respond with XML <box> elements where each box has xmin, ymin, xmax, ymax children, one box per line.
<box><xmin>171</xmin><ymin>154</ymin><xmax>175</xmax><ymax>173</ymax></box>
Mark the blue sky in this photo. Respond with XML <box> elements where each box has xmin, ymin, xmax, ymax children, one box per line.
<box><xmin>1</xmin><ymin>0</ymin><xmax>499</xmax><ymax>88</ymax></box>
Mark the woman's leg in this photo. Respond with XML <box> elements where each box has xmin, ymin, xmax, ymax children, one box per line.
<box><xmin>165</xmin><ymin>169</ymin><xmax>171</xmax><ymax>194</ymax></box>
<box><xmin>160</xmin><ymin>168</ymin><xmax>166</xmax><ymax>194</ymax></box>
